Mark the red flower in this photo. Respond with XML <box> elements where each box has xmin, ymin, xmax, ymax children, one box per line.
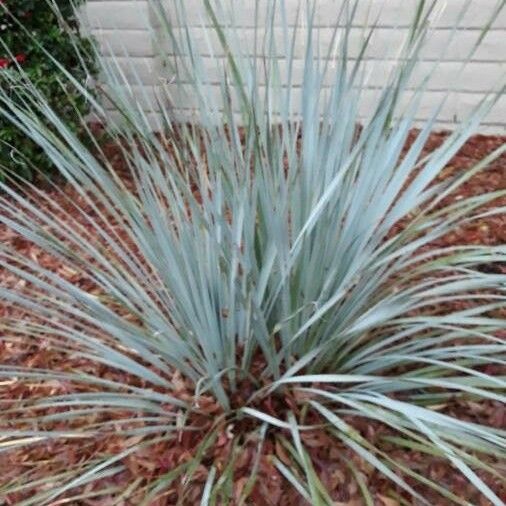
<box><xmin>0</xmin><ymin>58</ymin><xmax>9</xmax><ymax>69</ymax></box>
<box><xmin>15</xmin><ymin>53</ymin><xmax>26</xmax><ymax>64</ymax></box>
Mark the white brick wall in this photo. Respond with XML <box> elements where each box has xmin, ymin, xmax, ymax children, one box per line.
<box><xmin>83</xmin><ymin>0</ymin><xmax>506</xmax><ymax>133</ymax></box>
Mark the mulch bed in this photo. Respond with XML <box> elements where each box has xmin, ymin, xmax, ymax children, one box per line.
<box><xmin>0</xmin><ymin>130</ymin><xmax>505</xmax><ymax>505</ymax></box>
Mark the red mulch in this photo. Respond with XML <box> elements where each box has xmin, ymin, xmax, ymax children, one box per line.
<box><xmin>0</xmin><ymin>131</ymin><xmax>505</xmax><ymax>505</ymax></box>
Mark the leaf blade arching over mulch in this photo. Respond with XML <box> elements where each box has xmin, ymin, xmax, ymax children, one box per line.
<box><xmin>1</xmin><ymin>131</ymin><xmax>504</xmax><ymax>506</ymax></box>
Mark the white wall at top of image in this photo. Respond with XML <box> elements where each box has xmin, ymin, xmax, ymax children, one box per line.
<box><xmin>83</xmin><ymin>0</ymin><xmax>506</xmax><ymax>133</ymax></box>
<box><xmin>163</xmin><ymin>0</ymin><xmax>506</xmax><ymax>29</ymax></box>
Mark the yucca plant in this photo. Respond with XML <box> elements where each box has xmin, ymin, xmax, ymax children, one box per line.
<box><xmin>0</xmin><ymin>0</ymin><xmax>505</xmax><ymax>504</ymax></box>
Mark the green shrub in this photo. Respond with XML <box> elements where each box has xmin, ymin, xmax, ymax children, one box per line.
<box><xmin>0</xmin><ymin>0</ymin><xmax>95</xmax><ymax>180</ymax></box>
<box><xmin>0</xmin><ymin>1</ymin><xmax>505</xmax><ymax>504</ymax></box>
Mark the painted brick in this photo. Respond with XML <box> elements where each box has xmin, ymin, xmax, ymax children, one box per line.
<box><xmin>84</xmin><ymin>0</ymin><xmax>506</xmax><ymax>133</ymax></box>
<box><xmin>91</xmin><ymin>29</ymin><xmax>154</xmax><ymax>57</ymax></box>
<box><xmin>169</xmin><ymin>57</ymin><xmax>503</xmax><ymax>94</ymax></box>
<box><xmin>159</xmin><ymin>27</ymin><xmax>505</xmax><ymax>62</ymax></box>
<box><xmin>162</xmin><ymin>0</ymin><xmax>506</xmax><ymax>29</ymax></box>
<box><xmin>85</xmin><ymin>1</ymin><xmax>152</xmax><ymax>30</ymax></box>
<box><xmin>97</xmin><ymin>56</ymin><xmax>160</xmax><ymax>85</ymax></box>
<box><xmin>100</xmin><ymin>84</ymin><xmax>163</xmax><ymax>111</ymax></box>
